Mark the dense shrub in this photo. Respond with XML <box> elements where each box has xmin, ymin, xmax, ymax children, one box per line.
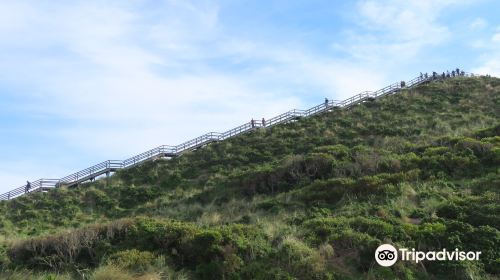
<box><xmin>7</xmin><ymin>217</ymin><xmax>272</xmax><ymax>279</ymax></box>
<box><xmin>105</xmin><ymin>249</ymin><xmax>155</xmax><ymax>272</ymax></box>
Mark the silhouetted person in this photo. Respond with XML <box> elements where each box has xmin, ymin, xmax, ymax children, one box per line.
<box><xmin>25</xmin><ymin>181</ymin><xmax>31</xmax><ymax>193</ymax></box>
<box><xmin>433</xmin><ymin>72</ymin><xmax>437</xmax><ymax>79</ymax></box>
<box><xmin>442</xmin><ymin>72</ymin><xmax>445</xmax><ymax>79</ymax></box>
<box><xmin>324</xmin><ymin>98</ymin><xmax>329</xmax><ymax>107</ymax></box>
<box><xmin>251</xmin><ymin>118</ymin><xmax>255</xmax><ymax>128</ymax></box>
<box><xmin>420</xmin><ymin>72</ymin><xmax>423</xmax><ymax>79</ymax></box>
<box><xmin>262</xmin><ymin>118</ymin><xmax>266</xmax><ymax>127</ymax></box>
<box><xmin>456</xmin><ymin>68</ymin><xmax>460</xmax><ymax>75</ymax></box>
<box><xmin>400</xmin><ymin>81</ymin><xmax>405</xmax><ymax>88</ymax></box>
<box><xmin>460</xmin><ymin>70</ymin><xmax>465</xmax><ymax>76</ymax></box>
<box><xmin>452</xmin><ymin>70</ymin><xmax>456</xmax><ymax>77</ymax></box>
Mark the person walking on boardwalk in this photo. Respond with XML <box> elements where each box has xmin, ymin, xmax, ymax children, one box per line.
<box><xmin>400</xmin><ymin>81</ymin><xmax>405</xmax><ymax>88</ymax></box>
<box><xmin>251</xmin><ymin>118</ymin><xmax>255</xmax><ymax>128</ymax></box>
<box><xmin>324</xmin><ymin>98</ymin><xmax>329</xmax><ymax>108</ymax></box>
<box><xmin>262</xmin><ymin>118</ymin><xmax>266</xmax><ymax>127</ymax></box>
<box><xmin>25</xmin><ymin>181</ymin><xmax>31</xmax><ymax>193</ymax></box>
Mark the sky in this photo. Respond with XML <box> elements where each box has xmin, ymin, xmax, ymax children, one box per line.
<box><xmin>0</xmin><ymin>0</ymin><xmax>499</xmax><ymax>193</ymax></box>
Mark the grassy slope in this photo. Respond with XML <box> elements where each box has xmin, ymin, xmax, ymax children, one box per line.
<box><xmin>0</xmin><ymin>76</ymin><xmax>499</xmax><ymax>280</ymax></box>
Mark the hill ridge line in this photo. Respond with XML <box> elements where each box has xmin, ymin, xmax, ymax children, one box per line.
<box><xmin>0</xmin><ymin>69</ymin><xmax>477</xmax><ymax>200</ymax></box>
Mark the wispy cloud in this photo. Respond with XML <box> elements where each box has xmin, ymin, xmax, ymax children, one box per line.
<box><xmin>472</xmin><ymin>27</ymin><xmax>500</xmax><ymax>76</ymax></box>
<box><xmin>333</xmin><ymin>0</ymin><xmax>464</xmax><ymax>67</ymax></box>
<box><xmin>469</xmin><ymin>18</ymin><xmax>488</xmax><ymax>30</ymax></box>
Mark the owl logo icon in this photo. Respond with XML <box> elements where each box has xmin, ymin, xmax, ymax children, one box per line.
<box><xmin>375</xmin><ymin>244</ymin><xmax>398</xmax><ymax>267</ymax></box>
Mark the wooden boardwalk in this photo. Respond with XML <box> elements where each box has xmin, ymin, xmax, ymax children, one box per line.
<box><xmin>0</xmin><ymin>70</ymin><xmax>476</xmax><ymax>200</ymax></box>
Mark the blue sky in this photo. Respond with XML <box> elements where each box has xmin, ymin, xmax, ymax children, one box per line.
<box><xmin>1</xmin><ymin>0</ymin><xmax>499</xmax><ymax>192</ymax></box>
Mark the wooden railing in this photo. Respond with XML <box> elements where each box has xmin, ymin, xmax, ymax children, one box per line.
<box><xmin>0</xmin><ymin>70</ymin><xmax>477</xmax><ymax>200</ymax></box>
<box><xmin>0</xmin><ymin>179</ymin><xmax>60</xmax><ymax>200</ymax></box>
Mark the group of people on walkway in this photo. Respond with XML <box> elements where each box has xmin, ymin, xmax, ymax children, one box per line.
<box><xmin>400</xmin><ymin>68</ymin><xmax>465</xmax><ymax>89</ymax></box>
<box><xmin>423</xmin><ymin>68</ymin><xmax>465</xmax><ymax>81</ymax></box>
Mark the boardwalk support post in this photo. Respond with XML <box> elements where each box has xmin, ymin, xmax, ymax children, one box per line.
<box><xmin>106</xmin><ymin>171</ymin><xmax>110</xmax><ymax>186</ymax></box>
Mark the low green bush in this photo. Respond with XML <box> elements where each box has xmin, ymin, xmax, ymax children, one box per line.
<box><xmin>105</xmin><ymin>249</ymin><xmax>155</xmax><ymax>272</ymax></box>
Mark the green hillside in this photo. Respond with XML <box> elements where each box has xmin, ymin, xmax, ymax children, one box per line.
<box><xmin>1</xmin><ymin>76</ymin><xmax>499</xmax><ymax>279</ymax></box>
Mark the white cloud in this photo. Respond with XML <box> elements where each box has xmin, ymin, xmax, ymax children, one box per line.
<box><xmin>473</xmin><ymin>59</ymin><xmax>500</xmax><ymax>77</ymax></box>
<box><xmin>472</xmin><ymin>29</ymin><xmax>500</xmax><ymax>77</ymax></box>
<box><xmin>492</xmin><ymin>32</ymin><xmax>500</xmax><ymax>43</ymax></box>
<box><xmin>357</xmin><ymin>0</ymin><xmax>452</xmax><ymax>40</ymax></box>
<box><xmin>470</xmin><ymin>18</ymin><xmax>488</xmax><ymax>30</ymax></box>
<box><xmin>335</xmin><ymin>0</ymin><xmax>460</xmax><ymax>65</ymax></box>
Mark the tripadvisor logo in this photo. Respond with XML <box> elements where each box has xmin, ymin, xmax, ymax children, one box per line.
<box><xmin>375</xmin><ymin>244</ymin><xmax>398</xmax><ymax>267</ymax></box>
<box><xmin>375</xmin><ymin>244</ymin><xmax>481</xmax><ymax>267</ymax></box>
